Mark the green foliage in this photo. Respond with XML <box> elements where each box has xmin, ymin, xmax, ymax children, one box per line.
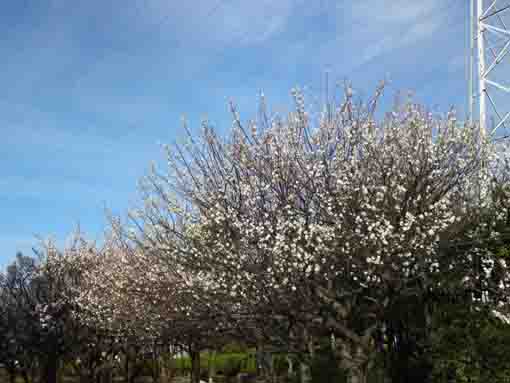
<box><xmin>430</xmin><ymin>305</ymin><xmax>510</xmax><ymax>383</ymax></box>
<box><xmin>497</xmin><ymin>246</ymin><xmax>510</xmax><ymax>260</ymax></box>
<box><xmin>221</xmin><ymin>342</ymin><xmax>250</xmax><ymax>353</ymax></box>
<box><xmin>173</xmin><ymin>355</ymin><xmax>192</xmax><ymax>371</ymax></box>
<box><xmin>173</xmin><ymin>352</ymin><xmax>256</xmax><ymax>377</ymax></box>
<box><xmin>214</xmin><ymin>352</ymin><xmax>256</xmax><ymax>376</ymax></box>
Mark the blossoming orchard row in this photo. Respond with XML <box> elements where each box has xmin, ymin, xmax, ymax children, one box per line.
<box><xmin>2</xmin><ymin>87</ymin><xmax>510</xmax><ymax>383</ymax></box>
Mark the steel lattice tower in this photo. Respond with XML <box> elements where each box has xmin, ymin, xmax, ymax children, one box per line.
<box><xmin>470</xmin><ymin>0</ymin><xmax>510</xmax><ymax>139</ymax></box>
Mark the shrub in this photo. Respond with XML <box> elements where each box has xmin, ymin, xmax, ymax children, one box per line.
<box><xmin>173</xmin><ymin>352</ymin><xmax>256</xmax><ymax>377</ymax></box>
<box><xmin>216</xmin><ymin>353</ymin><xmax>244</xmax><ymax>377</ymax></box>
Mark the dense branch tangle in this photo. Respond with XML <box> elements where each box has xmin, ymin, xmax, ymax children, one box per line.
<box><xmin>125</xmin><ymin>85</ymin><xmax>510</xmax><ymax>383</ymax></box>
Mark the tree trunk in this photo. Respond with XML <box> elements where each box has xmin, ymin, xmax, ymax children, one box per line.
<box><xmin>30</xmin><ymin>363</ymin><xmax>38</xmax><ymax>383</ymax></box>
<box><xmin>7</xmin><ymin>368</ymin><xmax>16</xmax><ymax>383</ymax></box>
<box><xmin>334</xmin><ymin>334</ymin><xmax>375</xmax><ymax>383</ymax></box>
<box><xmin>90</xmin><ymin>366</ymin><xmax>98</xmax><ymax>383</ymax></box>
<box><xmin>190</xmin><ymin>349</ymin><xmax>201</xmax><ymax>383</ymax></box>
<box><xmin>43</xmin><ymin>354</ymin><xmax>58</xmax><ymax>383</ymax></box>
<box><xmin>21</xmin><ymin>370</ymin><xmax>30</xmax><ymax>383</ymax></box>
<box><xmin>124</xmin><ymin>351</ymin><xmax>130</xmax><ymax>382</ymax></box>
<box><xmin>287</xmin><ymin>355</ymin><xmax>294</xmax><ymax>377</ymax></box>
<box><xmin>129</xmin><ymin>365</ymin><xmax>142</xmax><ymax>383</ymax></box>
<box><xmin>256</xmin><ymin>346</ymin><xmax>272</xmax><ymax>381</ymax></box>
<box><xmin>125</xmin><ymin>351</ymin><xmax>140</xmax><ymax>383</ymax></box>
<box><xmin>255</xmin><ymin>346</ymin><xmax>262</xmax><ymax>377</ymax></box>
<box><xmin>152</xmin><ymin>352</ymin><xmax>161</xmax><ymax>383</ymax></box>
<box><xmin>105</xmin><ymin>366</ymin><xmax>114</xmax><ymax>383</ymax></box>
<box><xmin>299</xmin><ymin>362</ymin><xmax>311</xmax><ymax>383</ymax></box>
<box><xmin>160</xmin><ymin>354</ymin><xmax>172</xmax><ymax>383</ymax></box>
<box><xmin>349</xmin><ymin>368</ymin><xmax>368</xmax><ymax>383</ymax></box>
<box><xmin>208</xmin><ymin>350</ymin><xmax>217</xmax><ymax>383</ymax></box>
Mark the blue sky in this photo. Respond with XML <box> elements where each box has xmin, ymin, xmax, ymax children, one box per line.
<box><xmin>0</xmin><ymin>0</ymin><xmax>469</xmax><ymax>266</ymax></box>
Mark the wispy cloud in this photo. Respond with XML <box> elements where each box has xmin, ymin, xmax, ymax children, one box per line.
<box><xmin>358</xmin><ymin>14</ymin><xmax>444</xmax><ymax>65</ymax></box>
<box><xmin>349</xmin><ymin>0</ymin><xmax>441</xmax><ymax>24</ymax></box>
<box><xmin>348</xmin><ymin>0</ymin><xmax>447</xmax><ymax>66</ymax></box>
<box><xmin>0</xmin><ymin>0</ymin><xmax>471</xmax><ymax>267</ymax></box>
<box><xmin>134</xmin><ymin>0</ymin><xmax>294</xmax><ymax>46</ymax></box>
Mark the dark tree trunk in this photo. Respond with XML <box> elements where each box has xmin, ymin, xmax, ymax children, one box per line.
<box><xmin>125</xmin><ymin>351</ymin><xmax>129</xmax><ymax>382</ymax></box>
<box><xmin>190</xmin><ymin>349</ymin><xmax>201</xmax><ymax>383</ymax></box>
<box><xmin>349</xmin><ymin>368</ymin><xmax>368</xmax><ymax>383</ymax></box>
<box><xmin>129</xmin><ymin>364</ymin><xmax>142</xmax><ymax>383</ymax></box>
<box><xmin>43</xmin><ymin>354</ymin><xmax>58</xmax><ymax>383</ymax></box>
<box><xmin>256</xmin><ymin>346</ymin><xmax>273</xmax><ymax>381</ymax></box>
<box><xmin>7</xmin><ymin>368</ymin><xmax>16</xmax><ymax>383</ymax></box>
<box><xmin>152</xmin><ymin>353</ymin><xmax>161</xmax><ymax>383</ymax></box>
<box><xmin>208</xmin><ymin>350</ymin><xmax>217</xmax><ymax>383</ymax></box>
<box><xmin>125</xmin><ymin>350</ymin><xmax>139</xmax><ymax>383</ymax></box>
<box><xmin>21</xmin><ymin>370</ymin><xmax>30</xmax><ymax>383</ymax></box>
<box><xmin>299</xmin><ymin>362</ymin><xmax>311</xmax><ymax>383</ymax></box>
<box><xmin>30</xmin><ymin>362</ymin><xmax>38</xmax><ymax>383</ymax></box>
<box><xmin>97</xmin><ymin>366</ymin><xmax>113</xmax><ymax>383</ymax></box>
